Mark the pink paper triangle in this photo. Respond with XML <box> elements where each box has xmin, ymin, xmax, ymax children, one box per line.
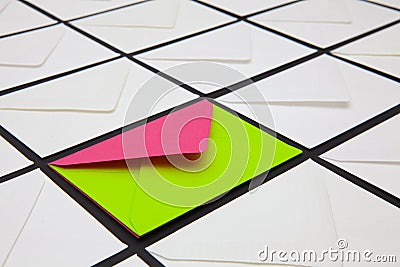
<box><xmin>52</xmin><ymin>100</ymin><xmax>213</xmax><ymax>166</ymax></box>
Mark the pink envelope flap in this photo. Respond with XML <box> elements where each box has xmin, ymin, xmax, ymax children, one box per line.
<box><xmin>52</xmin><ymin>100</ymin><xmax>213</xmax><ymax>166</ymax></box>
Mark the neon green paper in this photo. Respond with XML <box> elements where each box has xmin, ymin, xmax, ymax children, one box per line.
<box><xmin>51</xmin><ymin>104</ymin><xmax>301</xmax><ymax>236</ymax></box>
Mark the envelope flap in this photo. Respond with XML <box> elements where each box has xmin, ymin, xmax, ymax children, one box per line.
<box><xmin>323</xmin><ymin>115</ymin><xmax>400</xmax><ymax>163</ymax></box>
<box><xmin>0</xmin><ymin>170</ymin><xmax>45</xmax><ymax>266</ymax></box>
<box><xmin>80</xmin><ymin>0</ymin><xmax>180</xmax><ymax>28</ymax></box>
<box><xmin>334</xmin><ymin>25</ymin><xmax>400</xmax><ymax>56</ymax></box>
<box><xmin>51</xmin><ymin>100</ymin><xmax>213</xmax><ymax>166</ymax></box>
<box><xmin>0</xmin><ymin>60</ymin><xmax>131</xmax><ymax>112</ymax></box>
<box><xmin>220</xmin><ymin>56</ymin><xmax>350</xmax><ymax>103</ymax></box>
<box><xmin>139</xmin><ymin>25</ymin><xmax>252</xmax><ymax>62</ymax></box>
<box><xmin>148</xmin><ymin>162</ymin><xmax>338</xmax><ymax>264</ymax></box>
<box><xmin>0</xmin><ymin>26</ymin><xmax>64</xmax><ymax>67</ymax></box>
<box><xmin>258</xmin><ymin>0</ymin><xmax>352</xmax><ymax>24</ymax></box>
<box><xmin>0</xmin><ymin>0</ymin><xmax>11</xmax><ymax>12</ymax></box>
<box><xmin>51</xmin><ymin>163</ymin><xmax>139</xmax><ymax>235</ymax></box>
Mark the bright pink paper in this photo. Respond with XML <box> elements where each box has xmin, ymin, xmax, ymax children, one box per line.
<box><xmin>52</xmin><ymin>100</ymin><xmax>213</xmax><ymax>166</ymax></box>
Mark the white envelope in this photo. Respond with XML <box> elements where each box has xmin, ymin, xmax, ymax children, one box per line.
<box><xmin>115</xmin><ymin>255</ymin><xmax>149</xmax><ymax>266</ymax></box>
<box><xmin>333</xmin><ymin>24</ymin><xmax>400</xmax><ymax>78</ymax></box>
<box><xmin>138</xmin><ymin>22</ymin><xmax>315</xmax><ymax>93</ymax></box>
<box><xmin>0</xmin><ymin>58</ymin><xmax>131</xmax><ymax>111</ymax></box>
<box><xmin>0</xmin><ymin>136</ymin><xmax>32</xmax><ymax>177</ymax></box>
<box><xmin>197</xmin><ymin>0</ymin><xmax>295</xmax><ymax>16</ymax></box>
<box><xmin>218</xmin><ymin>55</ymin><xmax>400</xmax><ymax>147</ymax></box>
<box><xmin>250</xmin><ymin>0</ymin><xmax>400</xmax><ymax>47</ymax></box>
<box><xmin>73</xmin><ymin>0</ymin><xmax>235</xmax><ymax>53</ymax></box>
<box><xmin>0</xmin><ymin>0</ymin><xmax>55</xmax><ymax>37</ymax></box>
<box><xmin>0</xmin><ymin>24</ymin><xmax>116</xmax><ymax>91</ymax></box>
<box><xmin>27</xmin><ymin>0</ymin><xmax>143</xmax><ymax>20</ymax></box>
<box><xmin>323</xmin><ymin>114</ymin><xmax>400</xmax><ymax>199</ymax></box>
<box><xmin>0</xmin><ymin>58</ymin><xmax>197</xmax><ymax>156</ymax></box>
<box><xmin>219</xmin><ymin>55</ymin><xmax>350</xmax><ymax>102</ymax></box>
<box><xmin>148</xmin><ymin>161</ymin><xmax>400</xmax><ymax>266</ymax></box>
<box><xmin>0</xmin><ymin>169</ymin><xmax>126</xmax><ymax>266</ymax></box>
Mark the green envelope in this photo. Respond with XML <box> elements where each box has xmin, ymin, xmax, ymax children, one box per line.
<box><xmin>51</xmin><ymin>101</ymin><xmax>301</xmax><ymax>236</ymax></box>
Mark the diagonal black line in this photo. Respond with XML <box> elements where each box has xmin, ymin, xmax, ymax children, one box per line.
<box><xmin>18</xmin><ymin>0</ymin><xmax>61</xmax><ymax>22</ymax></box>
<box><xmin>194</xmin><ymin>0</ymin><xmax>306</xmax><ymax>19</ymax></box>
<box><xmin>245</xmin><ymin>19</ymin><xmax>321</xmax><ymax>50</ymax></box>
<box><xmin>0</xmin><ymin>56</ymin><xmax>122</xmax><ymax>97</ymax></box>
<box><xmin>0</xmin><ymin>125</ymin><xmax>42</xmax><ymax>164</ymax></box>
<box><xmin>329</xmin><ymin>53</ymin><xmax>400</xmax><ymax>83</ymax></box>
<box><xmin>129</xmin><ymin>57</ymin><xmax>205</xmax><ymax>96</ymax></box>
<box><xmin>138</xmin><ymin>249</ymin><xmax>165</xmax><ymax>267</ymax></box>
<box><xmin>208</xmin><ymin>98</ymin><xmax>310</xmax><ymax>153</ymax></box>
<box><xmin>325</xmin><ymin>19</ymin><xmax>400</xmax><ymax>51</ymax></box>
<box><xmin>92</xmin><ymin>247</ymin><xmax>138</xmax><ymax>267</ymax></box>
<box><xmin>312</xmin><ymin>157</ymin><xmax>400</xmax><ymax>209</ymax></box>
<box><xmin>0</xmin><ymin>164</ymin><xmax>37</xmax><ymax>184</ymax></box>
<box><xmin>129</xmin><ymin>20</ymin><xmax>239</xmax><ymax>56</ymax></box>
<box><xmin>0</xmin><ymin>22</ymin><xmax>60</xmax><ymax>40</ymax></box>
<box><xmin>205</xmin><ymin>51</ymin><xmax>323</xmax><ymax>98</ymax></box>
<box><xmin>246</xmin><ymin>10</ymin><xmax>400</xmax><ymax>52</ymax></box>
<box><xmin>92</xmin><ymin>247</ymin><xmax>164</xmax><ymax>267</ymax></box>
<box><xmin>312</xmin><ymin>104</ymin><xmax>400</xmax><ymax>156</ymax></box>
<box><xmin>65</xmin><ymin>21</ymin><xmax>124</xmax><ymax>55</ymax></box>
<box><xmin>192</xmin><ymin>0</ymin><xmax>241</xmax><ymax>19</ymax></box>
<box><xmin>361</xmin><ymin>0</ymin><xmax>400</xmax><ymax>12</ymax></box>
